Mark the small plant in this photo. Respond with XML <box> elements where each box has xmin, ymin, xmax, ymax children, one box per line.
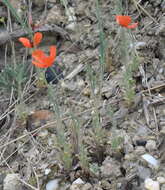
<box><xmin>47</xmin><ymin>87</ymin><xmax>73</xmax><ymax>172</ymax></box>
<box><xmin>111</xmin><ymin>136</ymin><xmax>124</xmax><ymax>150</ymax></box>
<box><xmin>78</xmin><ymin>144</ymin><xmax>90</xmax><ymax>173</ymax></box>
<box><xmin>81</xmin><ymin>0</ymin><xmax>108</xmax><ymax>165</ymax></box>
<box><xmin>17</xmin><ymin>7</ymin><xmax>73</xmax><ymax>173</ymax></box>
<box><xmin>0</xmin><ymin>62</ymin><xmax>29</xmax><ymax>121</ymax></box>
<box><xmin>115</xmin><ymin>15</ymin><xmax>139</xmax><ymax>105</ymax></box>
<box><xmin>0</xmin><ymin>63</ymin><xmax>28</xmax><ymax>96</ymax></box>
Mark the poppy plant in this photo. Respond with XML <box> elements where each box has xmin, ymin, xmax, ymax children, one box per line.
<box><xmin>32</xmin><ymin>46</ymin><xmax>56</xmax><ymax>68</ymax></box>
<box><xmin>19</xmin><ymin>32</ymin><xmax>43</xmax><ymax>48</ymax></box>
<box><xmin>115</xmin><ymin>15</ymin><xmax>138</xmax><ymax>29</ymax></box>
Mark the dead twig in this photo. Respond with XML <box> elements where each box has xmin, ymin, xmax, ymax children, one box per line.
<box><xmin>141</xmin><ymin>82</ymin><xmax>165</xmax><ymax>93</ymax></box>
<box><xmin>0</xmin><ymin>24</ymin><xmax>71</xmax><ymax>46</ymax></box>
<box><xmin>131</xmin><ymin>0</ymin><xmax>159</xmax><ymax>24</ymax></box>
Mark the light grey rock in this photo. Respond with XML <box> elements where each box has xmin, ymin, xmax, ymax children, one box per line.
<box><xmin>69</xmin><ymin>178</ymin><xmax>85</xmax><ymax>190</ymax></box>
<box><xmin>144</xmin><ymin>178</ymin><xmax>160</xmax><ymax>190</ymax></box>
<box><xmin>141</xmin><ymin>154</ymin><xmax>159</xmax><ymax>168</ymax></box>
<box><xmin>135</xmin><ymin>146</ymin><xmax>146</xmax><ymax>155</ymax></box>
<box><xmin>161</xmin><ymin>184</ymin><xmax>165</xmax><ymax>190</ymax></box>
<box><xmin>146</xmin><ymin>140</ymin><xmax>157</xmax><ymax>151</ymax></box>
<box><xmin>46</xmin><ymin>179</ymin><xmax>60</xmax><ymax>190</ymax></box>
<box><xmin>137</xmin><ymin>166</ymin><xmax>151</xmax><ymax>180</ymax></box>
<box><xmin>72</xmin><ymin>178</ymin><xmax>84</xmax><ymax>185</ymax></box>
<box><xmin>157</xmin><ymin>176</ymin><xmax>165</xmax><ymax>184</ymax></box>
<box><xmin>101</xmin><ymin>157</ymin><xmax>121</xmax><ymax>178</ymax></box>
<box><xmin>134</xmin><ymin>42</ymin><xmax>147</xmax><ymax>50</ymax></box>
<box><xmin>82</xmin><ymin>183</ymin><xmax>92</xmax><ymax>190</ymax></box>
<box><xmin>3</xmin><ymin>174</ymin><xmax>22</xmax><ymax>190</ymax></box>
<box><xmin>70</xmin><ymin>184</ymin><xmax>82</xmax><ymax>190</ymax></box>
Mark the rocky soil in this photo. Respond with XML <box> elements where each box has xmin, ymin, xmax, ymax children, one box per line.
<box><xmin>0</xmin><ymin>0</ymin><xmax>165</xmax><ymax>190</ymax></box>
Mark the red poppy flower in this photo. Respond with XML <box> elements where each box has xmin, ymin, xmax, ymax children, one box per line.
<box><xmin>115</xmin><ymin>15</ymin><xmax>138</xmax><ymax>29</ymax></box>
<box><xmin>19</xmin><ymin>32</ymin><xmax>43</xmax><ymax>48</ymax></box>
<box><xmin>32</xmin><ymin>46</ymin><xmax>56</xmax><ymax>68</ymax></box>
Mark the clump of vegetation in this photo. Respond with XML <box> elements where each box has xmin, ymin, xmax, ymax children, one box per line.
<box><xmin>115</xmin><ymin>15</ymin><xmax>139</xmax><ymax>105</ymax></box>
<box><xmin>1</xmin><ymin>0</ymin><xmax>140</xmax><ymax>184</ymax></box>
<box><xmin>0</xmin><ymin>63</ymin><xmax>28</xmax><ymax>96</ymax></box>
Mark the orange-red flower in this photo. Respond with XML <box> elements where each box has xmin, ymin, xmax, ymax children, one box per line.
<box><xmin>32</xmin><ymin>46</ymin><xmax>56</xmax><ymax>68</ymax></box>
<box><xmin>115</xmin><ymin>15</ymin><xmax>138</xmax><ymax>29</ymax></box>
<box><xmin>19</xmin><ymin>32</ymin><xmax>43</xmax><ymax>48</ymax></box>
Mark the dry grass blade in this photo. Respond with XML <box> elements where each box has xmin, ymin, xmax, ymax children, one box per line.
<box><xmin>0</xmin><ymin>98</ymin><xmax>120</xmax><ymax>150</ymax></box>
<box><xmin>141</xmin><ymin>82</ymin><xmax>165</xmax><ymax>93</ymax></box>
<box><xmin>132</xmin><ymin>0</ymin><xmax>159</xmax><ymax>24</ymax></box>
<box><xmin>65</xmin><ymin>64</ymin><xmax>85</xmax><ymax>80</ymax></box>
<box><xmin>142</xmin><ymin>95</ymin><xmax>150</xmax><ymax>126</ymax></box>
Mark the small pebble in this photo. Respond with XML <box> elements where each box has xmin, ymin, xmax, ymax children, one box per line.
<box><xmin>82</xmin><ymin>183</ymin><xmax>92</xmax><ymax>190</ymax></box>
<box><xmin>46</xmin><ymin>179</ymin><xmax>60</xmax><ymax>190</ymax></box>
<box><xmin>161</xmin><ymin>184</ymin><xmax>165</xmax><ymax>190</ymax></box>
<box><xmin>157</xmin><ymin>176</ymin><xmax>165</xmax><ymax>184</ymax></box>
<box><xmin>45</xmin><ymin>168</ymin><xmax>51</xmax><ymax>175</ymax></box>
<box><xmin>3</xmin><ymin>174</ymin><xmax>22</xmax><ymax>190</ymax></box>
<box><xmin>136</xmin><ymin>139</ymin><xmax>147</xmax><ymax>146</ymax></box>
<box><xmin>160</xmin><ymin>126</ymin><xmax>165</xmax><ymax>135</ymax></box>
<box><xmin>70</xmin><ymin>178</ymin><xmax>85</xmax><ymax>190</ymax></box>
<box><xmin>101</xmin><ymin>157</ymin><xmax>121</xmax><ymax>177</ymax></box>
<box><xmin>72</xmin><ymin>178</ymin><xmax>85</xmax><ymax>185</ymax></box>
<box><xmin>82</xmin><ymin>88</ymin><xmax>91</xmax><ymax>97</ymax></box>
<box><xmin>61</xmin><ymin>81</ymin><xmax>76</xmax><ymax>91</ymax></box>
<box><xmin>135</xmin><ymin>146</ymin><xmax>146</xmax><ymax>155</ymax></box>
<box><xmin>38</xmin><ymin>129</ymin><xmax>49</xmax><ymax>138</ymax></box>
<box><xmin>66</xmin><ymin>22</ymin><xmax>77</xmax><ymax>31</ymax></box>
<box><xmin>134</xmin><ymin>42</ymin><xmax>147</xmax><ymax>50</ymax></box>
<box><xmin>144</xmin><ymin>178</ymin><xmax>160</xmax><ymax>190</ymax></box>
<box><xmin>138</xmin><ymin>166</ymin><xmax>151</xmax><ymax>180</ymax></box>
<box><xmin>77</xmin><ymin>78</ymin><xmax>85</xmax><ymax>88</ymax></box>
<box><xmin>146</xmin><ymin>140</ymin><xmax>157</xmax><ymax>151</ymax></box>
<box><xmin>141</xmin><ymin>154</ymin><xmax>159</xmax><ymax>168</ymax></box>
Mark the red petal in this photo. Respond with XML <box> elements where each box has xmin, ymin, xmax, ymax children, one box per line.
<box><xmin>19</xmin><ymin>37</ymin><xmax>32</xmax><ymax>48</ymax></box>
<box><xmin>33</xmin><ymin>32</ymin><xmax>43</xmax><ymax>46</ymax></box>
<box><xmin>127</xmin><ymin>22</ymin><xmax>138</xmax><ymax>29</ymax></box>
<box><xmin>32</xmin><ymin>56</ymin><xmax>54</xmax><ymax>68</ymax></box>
<box><xmin>44</xmin><ymin>57</ymin><xmax>54</xmax><ymax>67</ymax></box>
<box><xmin>49</xmin><ymin>46</ymin><xmax>56</xmax><ymax>58</ymax></box>
<box><xmin>32</xmin><ymin>49</ymin><xmax>45</xmax><ymax>60</ymax></box>
<box><xmin>116</xmin><ymin>15</ymin><xmax>131</xmax><ymax>27</ymax></box>
<box><xmin>32</xmin><ymin>60</ymin><xmax>49</xmax><ymax>68</ymax></box>
<box><xmin>32</xmin><ymin>47</ymin><xmax>55</xmax><ymax>68</ymax></box>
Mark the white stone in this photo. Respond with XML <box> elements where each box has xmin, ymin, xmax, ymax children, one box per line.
<box><xmin>72</xmin><ymin>178</ymin><xmax>85</xmax><ymax>185</ymax></box>
<box><xmin>146</xmin><ymin>140</ymin><xmax>156</xmax><ymax>151</ymax></box>
<box><xmin>141</xmin><ymin>154</ymin><xmax>159</xmax><ymax>168</ymax></box>
<box><xmin>70</xmin><ymin>184</ymin><xmax>81</xmax><ymax>190</ymax></box>
<box><xmin>66</xmin><ymin>7</ymin><xmax>76</xmax><ymax>21</ymax></box>
<box><xmin>45</xmin><ymin>168</ymin><xmax>51</xmax><ymax>175</ymax></box>
<box><xmin>46</xmin><ymin>179</ymin><xmax>60</xmax><ymax>190</ymax></box>
<box><xmin>134</xmin><ymin>42</ymin><xmax>147</xmax><ymax>50</ymax></box>
<box><xmin>157</xmin><ymin>176</ymin><xmax>165</xmax><ymax>184</ymax></box>
<box><xmin>38</xmin><ymin>129</ymin><xmax>49</xmax><ymax>138</ymax></box>
<box><xmin>65</xmin><ymin>22</ymin><xmax>77</xmax><ymax>31</ymax></box>
<box><xmin>145</xmin><ymin>178</ymin><xmax>160</xmax><ymax>190</ymax></box>
<box><xmin>3</xmin><ymin>174</ymin><xmax>21</xmax><ymax>190</ymax></box>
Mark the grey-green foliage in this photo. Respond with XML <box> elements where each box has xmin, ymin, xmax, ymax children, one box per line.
<box><xmin>2</xmin><ymin>0</ymin><xmax>31</xmax><ymax>33</ymax></box>
<box><xmin>95</xmin><ymin>0</ymin><xmax>106</xmax><ymax>76</ymax></box>
<box><xmin>111</xmin><ymin>136</ymin><xmax>124</xmax><ymax>150</ymax></box>
<box><xmin>0</xmin><ymin>63</ymin><xmax>28</xmax><ymax>95</ymax></box>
